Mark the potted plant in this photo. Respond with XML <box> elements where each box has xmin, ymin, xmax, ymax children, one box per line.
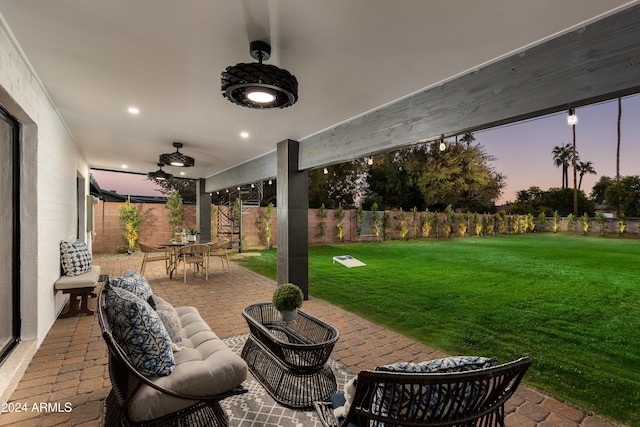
<box><xmin>272</xmin><ymin>283</ymin><xmax>304</xmax><ymax>321</ymax></box>
<box><xmin>186</xmin><ymin>227</ymin><xmax>200</xmax><ymax>242</ymax></box>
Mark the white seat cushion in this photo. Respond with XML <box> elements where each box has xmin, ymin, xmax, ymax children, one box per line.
<box><xmin>54</xmin><ymin>266</ymin><xmax>101</xmax><ymax>290</ymax></box>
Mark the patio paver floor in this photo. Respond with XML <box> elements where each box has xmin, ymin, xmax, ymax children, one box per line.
<box><xmin>0</xmin><ymin>252</ymin><xmax>617</xmax><ymax>426</ymax></box>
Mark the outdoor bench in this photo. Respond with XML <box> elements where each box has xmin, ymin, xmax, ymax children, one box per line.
<box><xmin>54</xmin><ymin>265</ymin><xmax>101</xmax><ymax>318</ymax></box>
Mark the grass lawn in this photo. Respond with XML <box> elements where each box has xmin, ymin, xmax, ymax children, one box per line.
<box><xmin>233</xmin><ymin>234</ymin><xmax>640</xmax><ymax>426</ymax></box>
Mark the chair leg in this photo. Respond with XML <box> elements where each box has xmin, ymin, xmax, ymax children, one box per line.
<box><xmin>140</xmin><ymin>256</ymin><xmax>147</xmax><ymax>275</ymax></box>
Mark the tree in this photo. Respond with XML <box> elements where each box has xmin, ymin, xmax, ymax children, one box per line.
<box><xmin>605</xmin><ymin>175</ymin><xmax>640</xmax><ymax>217</ymax></box>
<box><xmin>552</xmin><ymin>143</ymin><xmax>574</xmax><ymax>189</ymax></box>
<box><xmin>166</xmin><ymin>189</ymin><xmax>186</xmax><ymax>232</ymax></box>
<box><xmin>460</xmin><ymin>132</ymin><xmax>476</xmax><ymax>147</ymax></box>
<box><xmin>511</xmin><ymin>186</ymin><xmax>595</xmax><ymax>216</ymax></box>
<box><xmin>147</xmin><ymin>176</ymin><xmax>196</xmax><ymax>203</ymax></box>
<box><xmin>576</xmin><ymin>161</ymin><xmax>596</xmax><ymax>190</ymax></box>
<box><xmin>308</xmin><ymin>161</ymin><xmax>367</xmax><ymax>208</ymax></box>
<box><xmin>590</xmin><ymin>176</ymin><xmax>615</xmax><ymax>204</ymax></box>
<box><xmin>616</xmin><ymin>97</ymin><xmax>622</xmax><ymax>182</ymax></box>
<box><xmin>118</xmin><ymin>199</ymin><xmax>145</xmax><ymax>252</ymax></box>
<box><xmin>365</xmin><ymin>136</ymin><xmax>504</xmax><ymax>212</ymax></box>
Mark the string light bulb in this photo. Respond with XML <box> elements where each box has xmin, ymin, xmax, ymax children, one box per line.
<box><xmin>439</xmin><ymin>135</ymin><xmax>446</xmax><ymax>151</ymax></box>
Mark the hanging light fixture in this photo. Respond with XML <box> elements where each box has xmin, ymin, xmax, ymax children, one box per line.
<box><xmin>221</xmin><ymin>41</ymin><xmax>298</xmax><ymax>109</ymax></box>
<box><xmin>147</xmin><ymin>163</ymin><xmax>173</xmax><ymax>181</ymax></box>
<box><xmin>159</xmin><ymin>142</ymin><xmax>195</xmax><ymax>167</ymax></box>
<box><xmin>567</xmin><ymin>108</ymin><xmax>578</xmax><ymax>126</ymax></box>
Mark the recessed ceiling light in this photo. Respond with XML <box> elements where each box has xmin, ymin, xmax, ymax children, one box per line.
<box><xmin>240</xmin><ymin>131</ymin><xmax>249</xmax><ymax>139</ymax></box>
<box><xmin>121</xmin><ymin>164</ymin><xmax>128</xmax><ymax>169</ymax></box>
<box><xmin>127</xmin><ymin>106</ymin><xmax>140</xmax><ymax>114</ymax></box>
<box><xmin>180</xmin><ymin>171</ymin><xmax>185</xmax><ymax>176</ymax></box>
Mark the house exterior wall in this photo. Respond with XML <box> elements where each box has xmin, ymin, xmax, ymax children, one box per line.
<box><xmin>0</xmin><ymin>19</ymin><xmax>90</xmax><ymax>347</ymax></box>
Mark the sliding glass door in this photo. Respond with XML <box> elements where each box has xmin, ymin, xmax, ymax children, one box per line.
<box><xmin>0</xmin><ymin>106</ymin><xmax>19</xmax><ymax>362</ymax></box>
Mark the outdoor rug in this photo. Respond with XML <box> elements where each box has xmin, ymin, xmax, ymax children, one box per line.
<box><xmin>222</xmin><ymin>334</ymin><xmax>354</xmax><ymax>426</ymax></box>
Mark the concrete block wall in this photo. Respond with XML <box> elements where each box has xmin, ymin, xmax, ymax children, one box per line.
<box><xmin>93</xmin><ymin>201</ymin><xmax>197</xmax><ymax>253</ymax></box>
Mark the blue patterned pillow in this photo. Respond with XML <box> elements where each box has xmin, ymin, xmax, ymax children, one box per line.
<box><xmin>110</xmin><ymin>271</ymin><xmax>153</xmax><ymax>301</ymax></box>
<box><xmin>371</xmin><ymin>356</ymin><xmax>498</xmax><ymax>425</ymax></box>
<box><xmin>60</xmin><ymin>240</ymin><xmax>92</xmax><ymax>276</ymax></box>
<box><xmin>376</xmin><ymin>356</ymin><xmax>498</xmax><ymax>374</ymax></box>
<box><xmin>105</xmin><ymin>284</ymin><xmax>175</xmax><ymax>377</ymax></box>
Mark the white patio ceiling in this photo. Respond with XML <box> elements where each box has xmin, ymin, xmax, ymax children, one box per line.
<box><xmin>0</xmin><ymin>0</ymin><xmax>636</xmax><ymax>181</ymax></box>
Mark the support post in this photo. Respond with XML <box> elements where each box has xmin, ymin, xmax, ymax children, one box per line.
<box><xmin>277</xmin><ymin>139</ymin><xmax>309</xmax><ymax>299</ymax></box>
<box><xmin>197</xmin><ymin>179</ymin><xmax>212</xmax><ymax>242</ymax></box>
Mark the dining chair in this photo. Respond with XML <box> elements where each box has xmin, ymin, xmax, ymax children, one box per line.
<box><xmin>138</xmin><ymin>242</ymin><xmax>171</xmax><ymax>275</ymax></box>
<box><xmin>208</xmin><ymin>239</ymin><xmax>231</xmax><ymax>272</ymax></box>
<box><xmin>175</xmin><ymin>243</ymin><xmax>210</xmax><ymax>283</ymax></box>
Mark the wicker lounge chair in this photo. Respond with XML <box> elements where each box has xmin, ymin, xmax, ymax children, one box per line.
<box><xmin>314</xmin><ymin>356</ymin><xmax>532</xmax><ymax>427</ymax></box>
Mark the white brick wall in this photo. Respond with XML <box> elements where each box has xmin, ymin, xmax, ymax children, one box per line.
<box><xmin>0</xmin><ymin>15</ymin><xmax>90</xmax><ymax>345</ymax></box>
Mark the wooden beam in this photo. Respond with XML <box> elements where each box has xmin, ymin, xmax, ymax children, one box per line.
<box><xmin>205</xmin><ymin>151</ymin><xmax>275</xmax><ymax>192</ymax></box>
<box><xmin>299</xmin><ymin>4</ymin><xmax>640</xmax><ymax>169</ymax></box>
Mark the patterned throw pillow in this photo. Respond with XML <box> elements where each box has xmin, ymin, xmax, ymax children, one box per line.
<box><xmin>105</xmin><ymin>285</ymin><xmax>175</xmax><ymax>377</ymax></box>
<box><xmin>376</xmin><ymin>355</ymin><xmax>498</xmax><ymax>374</ymax></box>
<box><xmin>371</xmin><ymin>356</ymin><xmax>498</xmax><ymax>425</ymax></box>
<box><xmin>151</xmin><ymin>295</ymin><xmax>183</xmax><ymax>344</ymax></box>
<box><xmin>110</xmin><ymin>271</ymin><xmax>154</xmax><ymax>301</ymax></box>
<box><xmin>60</xmin><ymin>240</ymin><xmax>92</xmax><ymax>276</ymax></box>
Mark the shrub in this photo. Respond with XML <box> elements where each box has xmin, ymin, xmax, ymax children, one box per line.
<box><xmin>272</xmin><ymin>283</ymin><xmax>304</xmax><ymax>311</ymax></box>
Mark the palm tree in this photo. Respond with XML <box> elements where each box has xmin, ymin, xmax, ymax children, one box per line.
<box><xmin>577</xmin><ymin>161</ymin><xmax>596</xmax><ymax>190</ymax></box>
<box><xmin>552</xmin><ymin>143</ymin><xmax>574</xmax><ymax>188</ymax></box>
<box><xmin>616</xmin><ymin>97</ymin><xmax>621</xmax><ymax>182</ymax></box>
<box><xmin>460</xmin><ymin>132</ymin><xmax>476</xmax><ymax>147</ymax></box>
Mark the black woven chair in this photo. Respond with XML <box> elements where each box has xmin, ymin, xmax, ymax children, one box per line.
<box><xmin>98</xmin><ymin>283</ymin><xmax>247</xmax><ymax>426</ymax></box>
<box><xmin>314</xmin><ymin>357</ymin><xmax>532</xmax><ymax>427</ymax></box>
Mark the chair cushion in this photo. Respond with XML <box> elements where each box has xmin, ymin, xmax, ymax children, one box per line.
<box><xmin>60</xmin><ymin>240</ymin><xmax>92</xmax><ymax>276</ymax></box>
<box><xmin>151</xmin><ymin>295</ymin><xmax>183</xmax><ymax>344</ymax></box>
<box><xmin>127</xmin><ymin>306</ymin><xmax>248</xmax><ymax>422</ymax></box>
<box><xmin>370</xmin><ymin>356</ymin><xmax>498</xmax><ymax>426</ymax></box>
<box><xmin>110</xmin><ymin>270</ymin><xmax>153</xmax><ymax>301</ymax></box>
<box><xmin>105</xmin><ymin>285</ymin><xmax>175</xmax><ymax>377</ymax></box>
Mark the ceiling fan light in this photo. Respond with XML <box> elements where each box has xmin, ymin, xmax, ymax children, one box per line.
<box><xmin>148</xmin><ymin>163</ymin><xmax>173</xmax><ymax>181</ymax></box>
<box><xmin>221</xmin><ymin>41</ymin><xmax>298</xmax><ymax>109</ymax></box>
<box><xmin>159</xmin><ymin>142</ymin><xmax>195</xmax><ymax>167</ymax></box>
<box><xmin>246</xmin><ymin>89</ymin><xmax>276</xmax><ymax>104</ymax></box>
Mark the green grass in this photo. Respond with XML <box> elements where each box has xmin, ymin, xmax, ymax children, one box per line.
<box><xmin>234</xmin><ymin>234</ymin><xmax>640</xmax><ymax>426</ymax></box>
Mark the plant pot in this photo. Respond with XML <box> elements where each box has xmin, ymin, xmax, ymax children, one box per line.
<box><xmin>278</xmin><ymin>309</ymin><xmax>297</xmax><ymax>322</ymax></box>
<box><xmin>187</xmin><ymin>235</ymin><xmax>197</xmax><ymax>242</ymax></box>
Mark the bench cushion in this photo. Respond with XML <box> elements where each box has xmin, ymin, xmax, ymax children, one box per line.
<box><xmin>55</xmin><ymin>266</ymin><xmax>101</xmax><ymax>290</ymax></box>
<box><xmin>60</xmin><ymin>240</ymin><xmax>93</xmax><ymax>276</ymax></box>
<box><xmin>128</xmin><ymin>306</ymin><xmax>248</xmax><ymax>422</ymax></box>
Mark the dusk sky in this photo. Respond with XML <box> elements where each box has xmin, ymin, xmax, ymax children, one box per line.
<box><xmin>92</xmin><ymin>94</ymin><xmax>639</xmax><ymax>206</ymax></box>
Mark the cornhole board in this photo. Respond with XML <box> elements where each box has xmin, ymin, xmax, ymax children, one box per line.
<box><xmin>332</xmin><ymin>255</ymin><xmax>366</xmax><ymax>268</ymax></box>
